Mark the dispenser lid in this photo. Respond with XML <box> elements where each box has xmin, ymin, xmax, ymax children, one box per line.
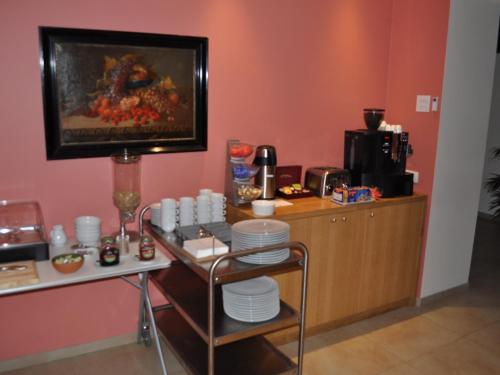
<box><xmin>111</xmin><ymin>149</ymin><xmax>141</xmax><ymax>164</ymax></box>
<box><xmin>253</xmin><ymin>145</ymin><xmax>277</xmax><ymax>166</ymax></box>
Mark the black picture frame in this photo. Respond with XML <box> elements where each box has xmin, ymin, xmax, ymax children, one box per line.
<box><xmin>39</xmin><ymin>27</ymin><xmax>208</xmax><ymax>160</ymax></box>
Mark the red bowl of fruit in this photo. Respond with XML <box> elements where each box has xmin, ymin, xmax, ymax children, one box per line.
<box><xmin>230</xmin><ymin>143</ymin><xmax>254</xmax><ymax>159</ymax></box>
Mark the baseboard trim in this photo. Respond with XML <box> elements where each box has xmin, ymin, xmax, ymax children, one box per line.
<box><xmin>0</xmin><ymin>332</ymin><xmax>136</xmax><ymax>373</ymax></box>
<box><xmin>420</xmin><ymin>283</ymin><xmax>470</xmax><ymax>306</ymax></box>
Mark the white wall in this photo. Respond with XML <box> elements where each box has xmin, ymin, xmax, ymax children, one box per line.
<box><xmin>422</xmin><ymin>0</ymin><xmax>500</xmax><ymax>297</ymax></box>
<box><xmin>478</xmin><ymin>55</ymin><xmax>500</xmax><ymax>215</ymax></box>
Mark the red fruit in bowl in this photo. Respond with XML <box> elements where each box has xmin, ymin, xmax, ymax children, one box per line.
<box><xmin>230</xmin><ymin>143</ymin><xmax>253</xmax><ymax>158</ymax></box>
<box><xmin>230</xmin><ymin>146</ymin><xmax>243</xmax><ymax>157</ymax></box>
<box><xmin>240</xmin><ymin>144</ymin><xmax>253</xmax><ymax>157</ymax></box>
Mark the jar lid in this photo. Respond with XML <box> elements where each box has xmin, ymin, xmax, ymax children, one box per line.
<box><xmin>141</xmin><ymin>235</ymin><xmax>153</xmax><ymax>243</ymax></box>
<box><xmin>101</xmin><ymin>236</ymin><xmax>115</xmax><ymax>244</ymax></box>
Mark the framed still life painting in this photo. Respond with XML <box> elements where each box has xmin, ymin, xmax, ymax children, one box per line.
<box><xmin>39</xmin><ymin>27</ymin><xmax>208</xmax><ymax>160</ymax></box>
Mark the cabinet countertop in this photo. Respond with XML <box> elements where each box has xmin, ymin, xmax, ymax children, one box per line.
<box><xmin>229</xmin><ymin>194</ymin><xmax>427</xmax><ymax>221</ymax></box>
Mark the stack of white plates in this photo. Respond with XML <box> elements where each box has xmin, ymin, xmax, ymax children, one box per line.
<box><xmin>231</xmin><ymin>219</ymin><xmax>290</xmax><ymax>264</ymax></box>
<box><xmin>222</xmin><ymin>276</ymin><xmax>280</xmax><ymax>322</ymax></box>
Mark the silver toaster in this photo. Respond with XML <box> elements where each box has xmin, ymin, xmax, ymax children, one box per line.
<box><xmin>305</xmin><ymin>167</ymin><xmax>351</xmax><ymax>198</ymax></box>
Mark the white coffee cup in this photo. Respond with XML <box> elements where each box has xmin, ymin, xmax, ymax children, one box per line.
<box><xmin>210</xmin><ymin>192</ymin><xmax>227</xmax><ymax>202</ymax></box>
<box><xmin>199</xmin><ymin>188</ymin><xmax>213</xmax><ymax>196</ymax></box>
<box><xmin>179</xmin><ymin>212</ymin><xmax>195</xmax><ymax>226</ymax></box>
<box><xmin>161</xmin><ymin>201</ymin><xmax>178</xmax><ymax>232</ymax></box>
<box><xmin>161</xmin><ymin>198</ymin><xmax>177</xmax><ymax>208</ymax></box>
<box><xmin>211</xmin><ymin>216</ymin><xmax>226</xmax><ymax>223</ymax></box>
<box><xmin>179</xmin><ymin>197</ymin><xmax>195</xmax><ymax>205</ymax></box>
<box><xmin>150</xmin><ymin>203</ymin><xmax>161</xmax><ymax>226</ymax></box>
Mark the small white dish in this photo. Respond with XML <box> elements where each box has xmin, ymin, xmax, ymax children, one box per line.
<box><xmin>251</xmin><ymin>200</ymin><xmax>275</xmax><ymax>217</ymax></box>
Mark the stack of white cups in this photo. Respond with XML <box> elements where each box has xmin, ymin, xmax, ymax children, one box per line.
<box><xmin>211</xmin><ymin>193</ymin><xmax>227</xmax><ymax>222</ymax></box>
<box><xmin>195</xmin><ymin>189</ymin><xmax>213</xmax><ymax>224</ymax></box>
<box><xmin>150</xmin><ymin>203</ymin><xmax>161</xmax><ymax>226</ymax></box>
<box><xmin>196</xmin><ymin>194</ymin><xmax>212</xmax><ymax>224</ymax></box>
<box><xmin>160</xmin><ymin>198</ymin><xmax>178</xmax><ymax>232</ymax></box>
<box><xmin>75</xmin><ymin>216</ymin><xmax>101</xmax><ymax>246</ymax></box>
<box><xmin>179</xmin><ymin>197</ymin><xmax>196</xmax><ymax>227</ymax></box>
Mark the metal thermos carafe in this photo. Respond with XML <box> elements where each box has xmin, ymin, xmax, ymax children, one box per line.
<box><xmin>253</xmin><ymin>145</ymin><xmax>277</xmax><ymax>200</ymax></box>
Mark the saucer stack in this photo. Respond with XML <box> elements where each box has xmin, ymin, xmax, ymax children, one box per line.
<box><xmin>231</xmin><ymin>219</ymin><xmax>290</xmax><ymax>264</ymax></box>
<box><xmin>222</xmin><ymin>276</ymin><xmax>280</xmax><ymax>322</ymax></box>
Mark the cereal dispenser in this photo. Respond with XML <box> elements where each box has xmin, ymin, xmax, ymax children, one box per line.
<box><xmin>112</xmin><ymin>149</ymin><xmax>141</xmax><ymax>247</ymax></box>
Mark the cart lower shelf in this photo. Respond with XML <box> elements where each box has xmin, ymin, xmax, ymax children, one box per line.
<box><xmin>155</xmin><ymin>307</ymin><xmax>297</xmax><ymax>375</ymax></box>
<box><xmin>151</xmin><ymin>262</ymin><xmax>300</xmax><ymax>346</ymax></box>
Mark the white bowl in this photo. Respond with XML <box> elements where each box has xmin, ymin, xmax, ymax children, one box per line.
<box><xmin>75</xmin><ymin>227</ymin><xmax>101</xmax><ymax>234</ymax></box>
<box><xmin>251</xmin><ymin>200</ymin><xmax>275</xmax><ymax>217</ymax></box>
<box><xmin>75</xmin><ymin>216</ymin><xmax>101</xmax><ymax>225</ymax></box>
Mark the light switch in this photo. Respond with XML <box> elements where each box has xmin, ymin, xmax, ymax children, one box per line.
<box><xmin>416</xmin><ymin>95</ymin><xmax>431</xmax><ymax>112</ymax></box>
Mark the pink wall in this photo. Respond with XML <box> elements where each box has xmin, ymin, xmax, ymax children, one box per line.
<box><xmin>0</xmin><ymin>0</ymin><xmax>393</xmax><ymax>360</ymax></box>
<box><xmin>384</xmin><ymin>0</ymin><xmax>450</xmax><ymax>296</ymax></box>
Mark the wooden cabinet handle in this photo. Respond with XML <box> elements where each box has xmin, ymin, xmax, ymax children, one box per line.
<box><xmin>331</xmin><ymin>217</ymin><xmax>337</xmax><ymax>223</ymax></box>
<box><xmin>370</xmin><ymin>212</ymin><xmax>375</xmax><ymax>218</ymax></box>
<box><xmin>342</xmin><ymin>216</ymin><xmax>347</xmax><ymax>222</ymax></box>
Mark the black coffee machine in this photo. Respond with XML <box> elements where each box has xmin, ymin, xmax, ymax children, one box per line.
<box><xmin>343</xmin><ymin>110</ymin><xmax>413</xmax><ymax>197</ymax></box>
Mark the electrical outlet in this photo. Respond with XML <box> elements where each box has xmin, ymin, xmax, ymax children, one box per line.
<box><xmin>432</xmin><ymin>96</ymin><xmax>439</xmax><ymax>112</ymax></box>
<box><xmin>406</xmin><ymin>169</ymin><xmax>419</xmax><ymax>183</ymax></box>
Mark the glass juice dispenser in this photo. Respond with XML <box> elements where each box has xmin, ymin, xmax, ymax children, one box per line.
<box><xmin>112</xmin><ymin>150</ymin><xmax>141</xmax><ymax>250</ymax></box>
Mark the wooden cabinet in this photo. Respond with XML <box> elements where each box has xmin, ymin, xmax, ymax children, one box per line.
<box><xmin>228</xmin><ymin>195</ymin><xmax>426</xmax><ymax>337</ymax></box>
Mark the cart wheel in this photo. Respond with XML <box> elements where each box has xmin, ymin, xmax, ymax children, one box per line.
<box><xmin>141</xmin><ymin>322</ymin><xmax>152</xmax><ymax>347</ymax></box>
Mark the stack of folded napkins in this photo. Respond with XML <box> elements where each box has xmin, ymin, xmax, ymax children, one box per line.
<box><xmin>183</xmin><ymin>237</ymin><xmax>229</xmax><ymax>259</ymax></box>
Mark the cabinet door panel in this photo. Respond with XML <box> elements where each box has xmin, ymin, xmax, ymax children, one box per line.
<box><xmin>358</xmin><ymin>202</ymin><xmax>424</xmax><ymax>312</ymax></box>
<box><xmin>317</xmin><ymin>211</ymin><xmax>365</xmax><ymax>323</ymax></box>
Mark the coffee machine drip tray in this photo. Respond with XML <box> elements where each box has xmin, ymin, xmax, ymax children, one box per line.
<box><xmin>361</xmin><ymin>173</ymin><xmax>414</xmax><ymax>198</ymax></box>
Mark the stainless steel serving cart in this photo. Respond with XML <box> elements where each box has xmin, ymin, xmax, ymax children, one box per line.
<box><xmin>140</xmin><ymin>205</ymin><xmax>309</xmax><ymax>375</ymax></box>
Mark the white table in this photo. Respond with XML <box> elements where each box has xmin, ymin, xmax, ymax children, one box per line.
<box><xmin>0</xmin><ymin>242</ymin><xmax>172</xmax><ymax>375</ymax></box>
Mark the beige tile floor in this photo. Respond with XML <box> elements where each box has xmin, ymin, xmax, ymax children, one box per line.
<box><xmin>3</xmin><ymin>217</ymin><xmax>500</xmax><ymax>375</ymax></box>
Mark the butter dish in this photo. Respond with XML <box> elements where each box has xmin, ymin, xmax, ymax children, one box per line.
<box><xmin>183</xmin><ymin>237</ymin><xmax>229</xmax><ymax>259</ymax></box>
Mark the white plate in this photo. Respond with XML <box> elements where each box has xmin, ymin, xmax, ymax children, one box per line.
<box><xmin>223</xmin><ymin>292</ymin><xmax>279</xmax><ymax>303</ymax></box>
<box><xmin>232</xmin><ymin>236</ymin><xmax>289</xmax><ymax>247</ymax></box>
<box><xmin>235</xmin><ymin>253</ymin><xmax>290</xmax><ymax>262</ymax></box>
<box><xmin>224</xmin><ymin>308</ymin><xmax>280</xmax><ymax>319</ymax></box>
<box><xmin>231</xmin><ymin>219</ymin><xmax>289</xmax><ymax>236</ymax></box>
<box><xmin>222</xmin><ymin>276</ymin><xmax>278</xmax><ymax>296</ymax></box>
<box><xmin>223</xmin><ymin>302</ymin><xmax>280</xmax><ymax>312</ymax></box>
<box><xmin>232</xmin><ymin>237</ymin><xmax>289</xmax><ymax>246</ymax></box>
<box><xmin>223</xmin><ymin>305</ymin><xmax>280</xmax><ymax>322</ymax></box>
<box><xmin>232</xmin><ymin>232</ymin><xmax>289</xmax><ymax>241</ymax></box>
<box><xmin>236</xmin><ymin>253</ymin><xmax>290</xmax><ymax>264</ymax></box>
<box><xmin>235</xmin><ymin>248</ymin><xmax>290</xmax><ymax>259</ymax></box>
<box><xmin>224</xmin><ymin>304</ymin><xmax>280</xmax><ymax>315</ymax></box>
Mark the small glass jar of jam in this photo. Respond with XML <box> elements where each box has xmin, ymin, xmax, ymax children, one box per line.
<box><xmin>99</xmin><ymin>236</ymin><xmax>120</xmax><ymax>266</ymax></box>
<box><xmin>139</xmin><ymin>235</ymin><xmax>155</xmax><ymax>261</ymax></box>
